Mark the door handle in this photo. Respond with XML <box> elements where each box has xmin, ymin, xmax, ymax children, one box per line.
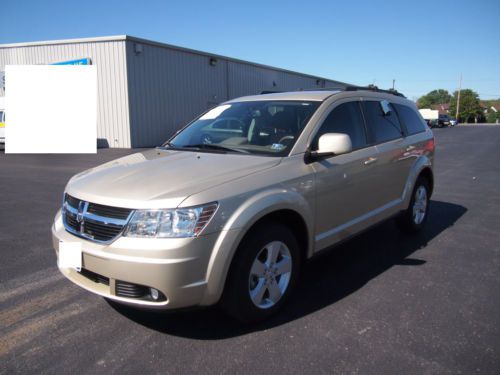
<box><xmin>406</xmin><ymin>145</ymin><xmax>416</xmax><ymax>152</ymax></box>
<box><xmin>363</xmin><ymin>157</ymin><xmax>378</xmax><ymax>165</ymax></box>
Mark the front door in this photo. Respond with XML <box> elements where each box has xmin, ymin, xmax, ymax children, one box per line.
<box><xmin>311</xmin><ymin>100</ymin><xmax>381</xmax><ymax>251</ymax></box>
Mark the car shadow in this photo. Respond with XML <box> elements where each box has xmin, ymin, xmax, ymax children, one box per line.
<box><xmin>108</xmin><ymin>200</ymin><xmax>466</xmax><ymax>339</ymax></box>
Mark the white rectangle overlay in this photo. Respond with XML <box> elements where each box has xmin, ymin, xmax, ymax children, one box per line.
<box><xmin>5</xmin><ymin>65</ymin><xmax>97</xmax><ymax>153</ymax></box>
<box><xmin>58</xmin><ymin>241</ymin><xmax>83</xmax><ymax>271</ymax></box>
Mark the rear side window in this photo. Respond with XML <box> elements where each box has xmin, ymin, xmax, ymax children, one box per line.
<box><xmin>394</xmin><ymin>104</ymin><xmax>427</xmax><ymax>135</ymax></box>
<box><xmin>312</xmin><ymin>101</ymin><xmax>367</xmax><ymax>150</ymax></box>
<box><xmin>363</xmin><ymin>101</ymin><xmax>403</xmax><ymax>143</ymax></box>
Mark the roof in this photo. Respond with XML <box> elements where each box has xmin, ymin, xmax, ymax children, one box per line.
<box><xmin>0</xmin><ymin>35</ymin><xmax>129</xmax><ymax>48</ymax></box>
<box><xmin>0</xmin><ymin>35</ymin><xmax>349</xmax><ymax>86</ymax></box>
<box><xmin>227</xmin><ymin>85</ymin><xmax>408</xmax><ymax>103</ymax></box>
<box><xmin>227</xmin><ymin>90</ymin><xmax>342</xmax><ymax>102</ymax></box>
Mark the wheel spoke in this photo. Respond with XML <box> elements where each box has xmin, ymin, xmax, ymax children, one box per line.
<box><xmin>248</xmin><ymin>240</ymin><xmax>293</xmax><ymax>309</ymax></box>
<box><xmin>275</xmin><ymin>256</ymin><xmax>291</xmax><ymax>275</ymax></box>
<box><xmin>250</xmin><ymin>260</ymin><xmax>266</xmax><ymax>277</ymax></box>
<box><xmin>250</xmin><ymin>279</ymin><xmax>267</xmax><ymax>306</ymax></box>
<box><xmin>267</xmin><ymin>279</ymin><xmax>282</xmax><ymax>303</ymax></box>
<box><xmin>417</xmin><ymin>189</ymin><xmax>423</xmax><ymax>200</ymax></box>
<box><xmin>266</xmin><ymin>242</ymin><xmax>281</xmax><ymax>265</ymax></box>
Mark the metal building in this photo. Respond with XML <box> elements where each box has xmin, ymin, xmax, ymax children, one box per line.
<box><xmin>0</xmin><ymin>35</ymin><xmax>347</xmax><ymax>148</ymax></box>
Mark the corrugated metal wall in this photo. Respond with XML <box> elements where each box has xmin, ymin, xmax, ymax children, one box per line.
<box><xmin>0</xmin><ymin>36</ymin><xmax>346</xmax><ymax>149</ymax></box>
<box><xmin>126</xmin><ymin>41</ymin><xmax>228</xmax><ymax>148</ymax></box>
<box><xmin>126</xmin><ymin>40</ymin><xmax>345</xmax><ymax>148</ymax></box>
<box><xmin>227</xmin><ymin>61</ymin><xmax>336</xmax><ymax>99</ymax></box>
<box><xmin>0</xmin><ymin>40</ymin><xmax>131</xmax><ymax>148</ymax></box>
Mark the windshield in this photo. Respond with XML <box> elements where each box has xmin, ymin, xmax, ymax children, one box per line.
<box><xmin>165</xmin><ymin>101</ymin><xmax>321</xmax><ymax>156</ymax></box>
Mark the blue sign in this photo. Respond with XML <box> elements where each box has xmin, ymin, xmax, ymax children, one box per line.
<box><xmin>52</xmin><ymin>58</ymin><xmax>91</xmax><ymax>66</ymax></box>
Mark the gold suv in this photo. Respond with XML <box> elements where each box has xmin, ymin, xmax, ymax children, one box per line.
<box><xmin>52</xmin><ymin>87</ymin><xmax>435</xmax><ymax>322</ymax></box>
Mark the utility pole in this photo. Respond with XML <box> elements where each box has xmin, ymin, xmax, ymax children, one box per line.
<box><xmin>392</xmin><ymin>79</ymin><xmax>395</xmax><ymax>90</ymax></box>
<box><xmin>455</xmin><ymin>74</ymin><xmax>462</xmax><ymax>121</ymax></box>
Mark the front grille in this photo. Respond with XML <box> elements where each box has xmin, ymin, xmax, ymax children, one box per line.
<box><xmin>66</xmin><ymin>194</ymin><xmax>81</xmax><ymax>208</ymax></box>
<box><xmin>83</xmin><ymin>219</ymin><xmax>123</xmax><ymax>241</ymax></box>
<box><xmin>87</xmin><ymin>203</ymin><xmax>131</xmax><ymax>220</ymax></box>
<box><xmin>78</xmin><ymin>268</ymin><xmax>110</xmax><ymax>285</ymax></box>
<box><xmin>62</xmin><ymin>194</ymin><xmax>133</xmax><ymax>243</ymax></box>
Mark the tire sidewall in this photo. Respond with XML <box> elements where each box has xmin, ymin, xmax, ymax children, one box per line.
<box><xmin>222</xmin><ymin>222</ymin><xmax>300</xmax><ymax>322</ymax></box>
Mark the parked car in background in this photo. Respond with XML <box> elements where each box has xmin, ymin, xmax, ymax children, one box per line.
<box><xmin>53</xmin><ymin>87</ymin><xmax>435</xmax><ymax>322</ymax></box>
<box><xmin>419</xmin><ymin>109</ymin><xmax>439</xmax><ymax>128</ymax></box>
<box><xmin>450</xmin><ymin>118</ymin><xmax>457</xmax><ymax>126</ymax></box>
<box><xmin>438</xmin><ymin>114</ymin><xmax>451</xmax><ymax>127</ymax></box>
<box><xmin>199</xmin><ymin>117</ymin><xmax>245</xmax><ymax>144</ymax></box>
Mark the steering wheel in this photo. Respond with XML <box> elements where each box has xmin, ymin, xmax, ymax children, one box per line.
<box><xmin>278</xmin><ymin>135</ymin><xmax>295</xmax><ymax>144</ymax></box>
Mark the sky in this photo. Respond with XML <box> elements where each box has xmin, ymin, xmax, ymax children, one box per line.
<box><xmin>1</xmin><ymin>0</ymin><xmax>500</xmax><ymax>101</ymax></box>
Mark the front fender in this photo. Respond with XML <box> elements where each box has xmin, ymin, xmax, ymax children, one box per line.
<box><xmin>200</xmin><ymin>189</ymin><xmax>313</xmax><ymax>305</ymax></box>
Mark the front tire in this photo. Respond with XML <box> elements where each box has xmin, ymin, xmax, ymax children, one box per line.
<box><xmin>221</xmin><ymin>222</ymin><xmax>300</xmax><ymax>323</ymax></box>
<box><xmin>397</xmin><ymin>176</ymin><xmax>430</xmax><ymax>233</ymax></box>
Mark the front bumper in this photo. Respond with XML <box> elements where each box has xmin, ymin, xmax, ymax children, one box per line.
<box><xmin>52</xmin><ymin>209</ymin><xmax>229</xmax><ymax>309</ymax></box>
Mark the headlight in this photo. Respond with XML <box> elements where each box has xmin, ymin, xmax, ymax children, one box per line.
<box><xmin>124</xmin><ymin>203</ymin><xmax>218</xmax><ymax>238</ymax></box>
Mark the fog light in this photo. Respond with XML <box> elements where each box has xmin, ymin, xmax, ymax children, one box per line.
<box><xmin>150</xmin><ymin>288</ymin><xmax>159</xmax><ymax>301</ymax></box>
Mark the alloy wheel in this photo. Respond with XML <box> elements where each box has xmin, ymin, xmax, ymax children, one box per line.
<box><xmin>248</xmin><ymin>241</ymin><xmax>292</xmax><ymax>309</ymax></box>
<box><xmin>413</xmin><ymin>185</ymin><xmax>428</xmax><ymax>225</ymax></box>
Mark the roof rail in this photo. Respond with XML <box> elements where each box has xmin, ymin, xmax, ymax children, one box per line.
<box><xmin>258</xmin><ymin>85</ymin><xmax>406</xmax><ymax>98</ymax></box>
<box><xmin>344</xmin><ymin>84</ymin><xmax>406</xmax><ymax>98</ymax></box>
<box><xmin>260</xmin><ymin>90</ymin><xmax>283</xmax><ymax>94</ymax></box>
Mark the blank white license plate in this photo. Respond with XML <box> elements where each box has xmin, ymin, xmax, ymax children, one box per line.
<box><xmin>58</xmin><ymin>241</ymin><xmax>82</xmax><ymax>271</ymax></box>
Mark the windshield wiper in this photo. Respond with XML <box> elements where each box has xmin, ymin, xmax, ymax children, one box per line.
<box><xmin>157</xmin><ymin>142</ymin><xmax>179</xmax><ymax>150</ymax></box>
<box><xmin>180</xmin><ymin>144</ymin><xmax>248</xmax><ymax>154</ymax></box>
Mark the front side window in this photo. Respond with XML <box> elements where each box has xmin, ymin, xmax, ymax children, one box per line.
<box><xmin>312</xmin><ymin>101</ymin><xmax>367</xmax><ymax>150</ymax></box>
<box><xmin>363</xmin><ymin>101</ymin><xmax>403</xmax><ymax>144</ymax></box>
<box><xmin>166</xmin><ymin>101</ymin><xmax>320</xmax><ymax>156</ymax></box>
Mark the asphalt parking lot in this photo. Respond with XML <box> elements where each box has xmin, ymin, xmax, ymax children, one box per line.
<box><xmin>1</xmin><ymin>126</ymin><xmax>499</xmax><ymax>374</ymax></box>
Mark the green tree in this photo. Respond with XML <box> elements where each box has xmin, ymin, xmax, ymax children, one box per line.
<box><xmin>417</xmin><ymin>89</ymin><xmax>452</xmax><ymax>108</ymax></box>
<box><xmin>487</xmin><ymin>110</ymin><xmax>499</xmax><ymax>123</ymax></box>
<box><xmin>449</xmin><ymin>89</ymin><xmax>482</xmax><ymax>123</ymax></box>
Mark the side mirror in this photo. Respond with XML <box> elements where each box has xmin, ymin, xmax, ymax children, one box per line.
<box><xmin>305</xmin><ymin>133</ymin><xmax>352</xmax><ymax>163</ymax></box>
<box><xmin>318</xmin><ymin>133</ymin><xmax>352</xmax><ymax>155</ymax></box>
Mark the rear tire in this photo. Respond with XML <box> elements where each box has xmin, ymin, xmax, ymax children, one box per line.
<box><xmin>397</xmin><ymin>176</ymin><xmax>430</xmax><ymax>233</ymax></box>
<box><xmin>221</xmin><ymin>222</ymin><xmax>300</xmax><ymax>323</ymax></box>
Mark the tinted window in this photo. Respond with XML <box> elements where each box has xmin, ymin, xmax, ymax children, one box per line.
<box><xmin>363</xmin><ymin>101</ymin><xmax>403</xmax><ymax>143</ymax></box>
<box><xmin>394</xmin><ymin>104</ymin><xmax>427</xmax><ymax>135</ymax></box>
<box><xmin>312</xmin><ymin>101</ymin><xmax>367</xmax><ymax>150</ymax></box>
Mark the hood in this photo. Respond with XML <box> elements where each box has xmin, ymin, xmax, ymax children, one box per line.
<box><xmin>66</xmin><ymin>149</ymin><xmax>281</xmax><ymax>209</ymax></box>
